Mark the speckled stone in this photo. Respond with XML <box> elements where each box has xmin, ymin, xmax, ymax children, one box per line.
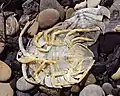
<box><xmin>102</xmin><ymin>83</ymin><xmax>113</xmax><ymax>95</ymax></box>
<box><xmin>16</xmin><ymin>76</ymin><xmax>35</xmax><ymax>91</ymax></box>
<box><xmin>0</xmin><ymin>60</ymin><xmax>12</xmax><ymax>81</ymax></box>
<box><xmin>37</xmin><ymin>8</ymin><xmax>60</xmax><ymax>29</ymax></box>
<box><xmin>0</xmin><ymin>83</ymin><xmax>14</xmax><ymax>96</ymax></box>
<box><xmin>79</xmin><ymin>84</ymin><xmax>105</xmax><ymax>96</ymax></box>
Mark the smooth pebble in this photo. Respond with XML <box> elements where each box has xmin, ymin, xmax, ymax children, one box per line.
<box><xmin>0</xmin><ymin>60</ymin><xmax>12</xmax><ymax>81</ymax></box>
<box><xmin>16</xmin><ymin>76</ymin><xmax>35</xmax><ymax>91</ymax></box>
<box><xmin>79</xmin><ymin>84</ymin><xmax>105</xmax><ymax>96</ymax></box>
<box><xmin>37</xmin><ymin>8</ymin><xmax>60</xmax><ymax>29</ymax></box>
<box><xmin>40</xmin><ymin>0</ymin><xmax>65</xmax><ymax>20</ymax></box>
<box><xmin>0</xmin><ymin>83</ymin><xmax>14</xmax><ymax>96</ymax></box>
<box><xmin>102</xmin><ymin>83</ymin><xmax>113</xmax><ymax>95</ymax></box>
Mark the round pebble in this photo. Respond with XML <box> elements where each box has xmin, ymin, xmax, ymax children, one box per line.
<box><xmin>16</xmin><ymin>76</ymin><xmax>35</xmax><ymax>91</ymax></box>
<box><xmin>0</xmin><ymin>83</ymin><xmax>14</xmax><ymax>96</ymax></box>
<box><xmin>79</xmin><ymin>84</ymin><xmax>105</xmax><ymax>96</ymax></box>
<box><xmin>0</xmin><ymin>60</ymin><xmax>12</xmax><ymax>81</ymax></box>
<box><xmin>38</xmin><ymin>8</ymin><xmax>60</xmax><ymax>29</ymax></box>
<box><xmin>40</xmin><ymin>0</ymin><xmax>65</xmax><ymax>20</ymax></box>
<box><xmin>102</xmin><ymin>83</ymin><xmax>113</xmax><ymax>95</ymax></box>
<box><xmin>66</xmin><ymin>8</ymin><xmax>74</xmax><ymax>19</ymax></box>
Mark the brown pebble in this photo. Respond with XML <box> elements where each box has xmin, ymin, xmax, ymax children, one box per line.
<box><xmin>0</xmin><ymin>83</ymin><xmax>14</xmax><ymax>96</ymax></box>
<box><xmin>0</xmin><ymin>60</ymin><xmax>12</xmax><ymax>81</ymax></box>
<box><xmin>37</xmin><ymin>8</ymin><xmax>60</xmax><ymax>29</ymax></box>
<box><xmin>27</xmin><ymin>20</ymin><xmax>39</xmax><ymax>36</ymax></box>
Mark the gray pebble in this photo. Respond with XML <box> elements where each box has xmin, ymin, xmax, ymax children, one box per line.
<box><xmin>102</xmin><ymin>83</ymin><xmax>113</xmax><ymax>95</ymax></box>
<box><xmin>16</xmin><ymin>76</ymin><xmax>35</xmax><ymax>91</ymax></box>
<box><xmin>79</xmin><ymin>84</ymin><xmax>105</xmax><ymax>96</ymax></box>
<box><xmin>22</xmin><ymin>0</ymin><xmax>39</xmax><ymax>15</ymax></box>
<box><xmin>16</xmin><ymin>90</ymin><xmax>31</xmax><ymax>96</ymax></box>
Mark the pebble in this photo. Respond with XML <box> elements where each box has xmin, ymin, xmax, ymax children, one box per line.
<box><xmin>16</xmin><ymin>76</ymin><xmax>35</xmax><ymax>91</ymax></box>
<box><xmin>71</xmin><ymin>84</ymin><xmax>80</xmax><ymax>93</ymax></box>
<box><xmin>19</xmin><ymin>14</ymin><xmax>29</xmax><ymax>26</ymax></box>
<box><xmin>37</xmin><ymin>8</ymin><xmax>60</xmax><ymax>29</ymax></box>
<box><xmin>0</xmin><ymin>60</ymin><xmax>12</xmax><ymax>81</ymax></box>
<box><xmin>85</xmin><ymin>74</ymin><xmax>96</xmax><ymax>86</ymax></box>
<box><xmin>102</xmin><ymin>83</ymin><xmax>113</xmax><ymax>95</ymax></box>
<box><xmin>79</xmin><ymin>84</ymin><xmax>105</xmax><ymax>96</ymax></box>
<box><xmin>66</xmin><ymin>8</ymin><xmax>74</xmax><ymax>19</ymax></box>
<box><xmin>40</xmin><ymin>0</ymin><xmax>65</xmax><ymax>20</ymax></box>
<box><xmin>0</xmin><ymin>83</ymin><xmax>14</xmax><ymax>96</ymax></box>
<box><xmin>22</xmin><ymin>0</ymin><xmax>39</xmax><ymax>15</ymax></box>
<box><xmin>27</xmin><ymin>20</ymin><xmax>39</xmax><ymax>36</ymax></box>
<box><xmin>112</xmin><ymin>67</ymin><xmax>120</xmax><ymax>80</ymax></box>
<box><xmin>16</xmin><ymin>90</ymin><xmax>31</xmax><ymax>96</ymax></box>
<box><xmin>0</xmin><ymin>40</ymin><xmax>4</xmax><ymax>54</ymax></box>
<box><xmin>6</xmin><ymin>15</ymin><xmax>19</xmax><ymax>36</ymax></box>
<box><xmin>112</xmin><ymin>88</ymin><xmax>119</xmax><ymax>96</ymax></box>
